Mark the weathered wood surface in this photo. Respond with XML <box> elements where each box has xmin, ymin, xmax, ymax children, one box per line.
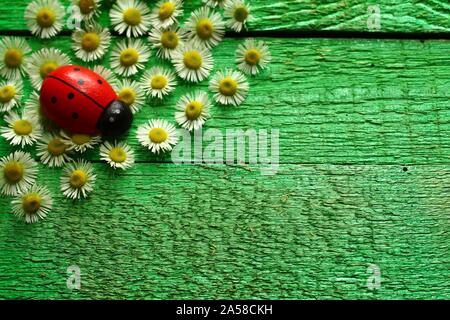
<box><xmin>0</xmin><ymin>164</ymin><xmax>449</xmax><ymax>299</ymax></box>
<box><xmin>0</xmin><ymin>0</ymin><xmax>449</xmax><ymax>33</ymax></box>
<box><xmin>0</xmin><ymin>37</ymin><xmax>449</xmax><ymax>165</ymax></box>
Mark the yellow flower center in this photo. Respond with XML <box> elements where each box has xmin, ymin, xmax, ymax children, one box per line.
<box><xmin>70</xmin><ymin>170</ymin><xmax>87</xmax><ymax>189</ymax></box>
<box><xmin>123</xmin><ymin>7</ymin><xmax>142</xmax><ymax>26</ymax></box>
<box><xmin>185</xmin><ymin>101</ymin><xmax>203</xmax><ymax>121</ymax></box>
<box><xmin>109</xmin><ymin>147</ymin><xmax>127</xmax><ymax>163</ymax></box>
<box><xmin>196</xmin><ymin>18</ymin><xmax>214</xmax><ymax>40</ymax></box>
<box><xmin>244</xmin><ymin>48</ymin><xmax>261</xmax><ymax>66</ymax></box>
<box><xmin>71</xmin><ymin>134</ymin><xmax>91</xmax><ymax>145</ymax></box>
<box><xmin>149</xmin><ymin>128</ymin><xmax>168</xmax><ymax>144</ymax></box>
<box><xmin>183</xmin><ymin>50</ymin><xmax>202</xmax><ymax>70</ymax></box>
<box><xmin>47</xmin><ymin>138</ymin><xmax>66</xmax><ymax>156</ymax></box>
<box><xmin>151</xmin><ymin>75</ymin><xmax>167</xmax><ymax>90</ymax></box>
<box><xmin>118</xmin><ymin>88</ymin><xmax>136</xmax><ymax>107</ymax></box>
<box><xmin>36</xmin><ymin>8</ymin><xmax>56</xmax><ymax>28</ymax></box>
<box><xmin>120</xmin><ymin>48</ymin><xmax>139</xmax><ymax>67</ymax></box>
<box><xmin>0</xmin><ymin>85</ymin><xmax>16</xmax><ymax>103</ymax></box>
<box><xmin>22</xmin><ymin>193</ymin><xmax>42</xmax><ymax>214</ymax></box>
<box><xmin>3</xmin><ymin>162</ymin><xmax>24</xmax><ymax>184</ymax></box>
<box><xmin>160</xmin><ymin>30</ymin><xmax>179</xmax><ymax>49</ymax></box>
<box><xmin>79</xmin><ymin>0</ymin><xmax>95</xmax><ymax>14</ymax></box>
<box><xmin>81</xmin><ymin>32</ymin><xmax>100</xmax><ymax>52</ymax></box>
<box><xmin>234</xmin><ymin>6</ymin><xmax>249</xmax><ymax>22</ymax></box>
<box><xmin>4</xmin><ymin>48</ymin><xmax>23</xmax><ymax>68</ymax></box>
<box><xmin>13</xmin><ymin>120</ymin><xmax>33</xmax><ymax>136</ymax></box>
<box><xmin>219</xmin><ymin>77</ymin><xmax>238</xmax><ymax>96</ymax></box>
<box><xmin>159</xmin><ymin>2</ymin><xmax>175</xmax><ymax>20</ymax></box>
<box><xmin>39</xmin><ymin>61</ymin><xmax>58</xmax><ymax>80</ymax></box>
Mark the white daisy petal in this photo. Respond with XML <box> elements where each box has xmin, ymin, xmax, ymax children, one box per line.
<box><xmin>0</xmin><ymin>79</ymin><xmax>23</xmax><ymax>113</ymax></box>
<box><xmin>0</xmin><ymin>37</ymin><xmax>32</xmax><ymax>80</ymax></box>
<box><xmin>27</xmin><ymin>48</ymin><xmax>71</xmax><ymax>90</ymax></box>
<box><xmin>148</xmin><ymin>25</ymin><xmax>187</xmax><ymax>60</ymax></box>
<box><xmin>136</xmin><ymin>119</ymin><xmax>178</xmax><ymax>154</ymax></box>
<box><xmin>60</xmin><ymin>160</ymin><xmax>96</xmax><ymax>199</ymax></box>
<box><xmin>92</xmin><ymin>65</ymin><xmax>118</xmax><ymax>88</ymax></box>
<box><xmin>175</xmin><ymin>91</ymin><xmax>211</xmax><ymax>131</ymax></box>
<box><xmin>100</xmin><ymin>140</ymin><xmax>135</xmax><ymax>170</ymax></box>
<box><xmin>0</xmin><ymin>151</ymin><xmax>38</xmax><ymax>196</ymax></box>
<box><xmin>110</xmin><ymin>38</ymin><xmax>151</xmax><ymax>77</ymax></box>
<box><xmin>12</xmin><ymin>184</ymin><xmax>53</xmax><ymax>224</ymax></box>
<box><xmin>25</xmin><ymin>0</ymin><xmax>65</xmax><ymax>39</ymax></box>
<box><xmin>185</xmin><ymin>6</ymin><xmax>225</xmax><ymax>49</ymax></box>
<box><xmin>224</xmin><ymin>0</ymin><xmax>253</xmax><ymax>32</ymax></box>
<box><xmin>72</xmin><ymin>0</ymin><xmax>102</xmax><ymax>21</ymax></box>
<box><xmin>1</xmin><ymin>110</ymin><xmax>42</xmax><ymax>147</ymax></box>
<box><xmin>236</xmin><ymin>38</ymin><xmax>272</xmax><ymax>75</ymax></box>
<box><xmin>203</xmin><ymin>0</ymin><xmax>229</xmax><ymax>8</ymax></box>
<box><xmin>60</xmin><ymin>130</ymin><xmax>102</xmax><ymax>153</ymax></box>
<box><xmin>113</xmin><ymin>78</ymin><xmax>145</xmax><ymax>114</ymax></box>
<box><xmin>171</xmin><ymin>42</ymin><xmax>214</xmax><ymax>83</ymax></box>
<box><xmin>37</xmin><ymin>133</ymin><xmax>72</xmax><ymax>167</ymax></box>
<box><xmin>72</xmin><ymin>22</ymin><xmax>111</xmax><ymax>62</ymax></box>
<box><xmin>140</xmin><ymin>67</ymin><xmax>176</xmax><ymax>100</ymax></box>
<box><xmin>150</xmin><ymin>0</ymin><xmax>183</xmax><ymax>30</ymax></box>
<box><xmin>110</xmin><ymin>0</ymin><xmax>152</xmax><ymax>38</ymax></box>
<box><xmin>209</xmin><ymin>68</ymin><xmax>249</xmax><ymax>106</ymax></box>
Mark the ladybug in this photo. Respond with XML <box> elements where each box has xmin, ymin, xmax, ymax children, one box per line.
<box><xmin>40</xmin><ymin>65</ymin><xmax>133</xmax><ymax>137</ymax></box>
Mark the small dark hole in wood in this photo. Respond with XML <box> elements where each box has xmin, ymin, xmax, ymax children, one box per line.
<box><xmin>403</xmin><ymin>167</ymin><xmax>408</xmax><ymax>172</ymax></box>
<box><xmin>371</xmin><ymin>63</ymin><xmax>375</xmax><ymax>67</ymax></box>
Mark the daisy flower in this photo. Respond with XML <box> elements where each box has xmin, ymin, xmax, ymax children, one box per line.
<box><xmin>114</xmin><ymin>79</ymin><xmax>145</xmax><ymax>114</ymax></box>
<box><xmin>175</xmin><ymin>91</ymin><xmax>211</xmax><ymax>131</ymax></box>
<box><xmin>60</xmin><ymin>131</ymin><xmax>102</xmax><ymax>153</ymax></box>
<box><xmin>60</xmin><ymin>160</ymin><xmax>96</xmax><ymax>199</ymax></box>
<box><xmin>0</xmin><ymin>37</ymin><xmax>32</xmax><ymax>79</ymax></box>
<box><xmin>72</xmin><ymin>0</ymin><xmax>102</xmax><ymax>21</ymax></box>
<box><xmin>224</xmin><ymin>0</ymin><xmax>252</xmax><ymax>32</ymax></box>
<box><xmin>100</xmin><ymin>140</ymin><xmax>135</xmax><ymax>170</ymax></box>
<box><xmin>148</xmin><ymin>25</ymin><xmax>187</xmax><ymax>60</ymax></box>
<box><xmin>171</xmin><ymin>42</ymin><xmax>214</xmax><ymax>83</ymax></box>
<box><xmin>12</xmin><ymin>184</ymin><xmax>53</xmax><ymax>224</ymax></box>
<box><xmin>140</xmin><ymin>67</ymin><xmax>176</xmax><ymax>100</ymax></box>
<box><xmin>25</xmin><ymin>0</ymin><xmax>65</xmax><ymax>39</ymax></box>
<box><xmin>72</xmin><ymin>23</ymin><xmax>111</xmax><ymax>62</ymax></box>
<box><xmin>185</xmin><ymin>6</ymin><xmax>225</xmax><ymax>49</ymax></box>
<box><xmin>137</xmin><ymin>119</ymin><xmax>178</xmax><ymax>154</ymax></box>
<box><xmin>110</xmin><ymin>38</ymin><xmax>151</xmax><ymax>77</ymax></box>
<box><xmin>109</xmin><ymin>0</ymin><xmax>151</xmax><ymax>38</ymax></box>
<box><xmin>0</xmin><ymin>151</ymin><xmax>38</xmax><ymax>196</ymax></box>
<box><xmin>27</xmin><ymin>48</ymin><xmax>71</xmax><ymax>90</ymax></box>
<box><xmin>236</xmin><ymin>38</ymin><xmax>271</xmax><ymax>75</ymax></box>
<box><xmin>37</xmin><ymin>133</ymin><xmax>72</xmax><ymax>167</ymax></box>
<box><xmin>150</xmin><ymin>0</ymin><xmax>183</xmax><ymax>30</ymax></box>
<box><xmin>209</xmin><ymin>69</ymin><xmax>249</xmax><ymax>106</ymax></box>
<box><xmin>203</xmin><ymin>0</ymin><xmax>229</xmax><ymax>8</ymax></box>
<box><xmin>1</xmin><ymin>111</ymin><xmax>42</xmax><ymax>147</ymax></box>
<box><xmin>0</xmin><ymin>79</ymin><xmax>23</xmax><ymax>113</ymax></box>
<box><xmin>92</xmin><ymin>65</ymin><xmax>118</xmax><ymax>88</ymax></box>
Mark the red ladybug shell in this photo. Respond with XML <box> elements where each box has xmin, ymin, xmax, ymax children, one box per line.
<box><xmin>40</xmin><ymin>65</ymin><xmax>118</xmax><ymax>135</ymax></box>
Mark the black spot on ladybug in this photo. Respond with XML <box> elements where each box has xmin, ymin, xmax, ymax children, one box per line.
<box><xmin>77</xmin><ymin>79</ymin><xmax>85</xmax><ymax>85</ymax></box>
<box><xmin>51</xmin><ymin>97</ymin><xmax>57</xmax><ymax>104</ymax></box>
<box><xmin>74</xmin><ymin>67</ymin><xmax>81</xmax><ymax>71</ymax></box>
<box><xmin>68</xmin><ymin>93</ymin><xmax>75</xmax><ymax>100</ymax></box>
<box><xmin>97</xmin><ymin>79</ymin><xmax>103</xmax><ymax>85</ymax></box>
<box><xmin>72</xmin><ymin>112</ymin><xmax>79</xmax><ymax>119</ymax></box>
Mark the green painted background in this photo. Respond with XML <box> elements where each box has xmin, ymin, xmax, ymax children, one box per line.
<box><xmin>0</xmin><ymin>0</ymin><xmax>449</xmax><ymax>299</ymax></box>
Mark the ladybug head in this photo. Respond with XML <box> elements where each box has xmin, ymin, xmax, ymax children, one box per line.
<box><xmin>97</xmin><ymin>100</ymin><xmax>133</xmax><ymax>138</ymax></box>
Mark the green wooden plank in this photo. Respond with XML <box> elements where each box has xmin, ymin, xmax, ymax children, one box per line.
<box><xmin>1</xmin><ymin>37</ymin><xmax>449</xmax><ymax>165</ymax></box>
<box><xmin>0</xmin><ymin>163</ymin><xmax>448</xmax><ymax>299</ymax></box>
<box><xmin>0</xmin><ymin>0</ymin><xmax>449</xmax><ymax>33</ymax></box>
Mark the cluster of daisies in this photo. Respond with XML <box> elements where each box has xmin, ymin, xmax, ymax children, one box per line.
<box><xmin>0</xmin><ymin>0</ymin><xmax>271</xmax><ymax>224</ymax></box>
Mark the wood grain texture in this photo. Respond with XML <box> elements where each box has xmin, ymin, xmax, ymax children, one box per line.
<box><xmin>0</xmin><ymin>37</ymin><xmax>449</xmax><ymax>165</ymax></box>
<box><xmin>0</xmin><ymin>0</ymin><xmax>449</xmax><ymax>34</ymax></box>
<box><xmin>0</xmin><ymin>163</ymin><xmax>449</xmax><ymax>299</ymax></box>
